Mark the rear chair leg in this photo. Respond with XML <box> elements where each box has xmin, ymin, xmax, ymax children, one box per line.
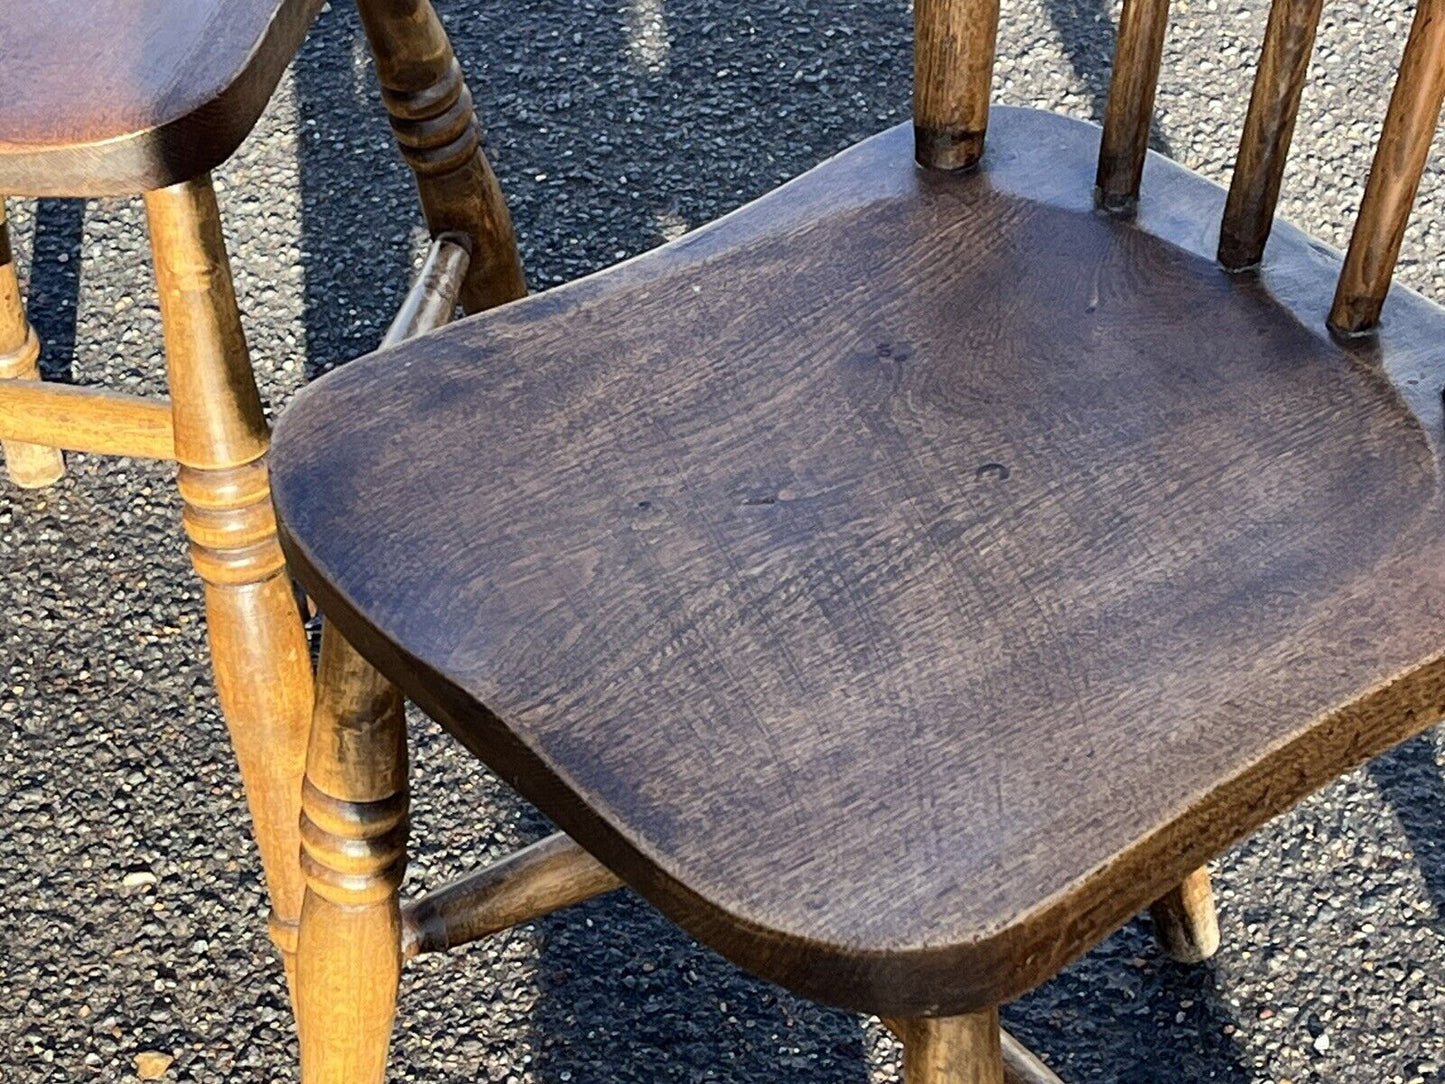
<box><xmin>0</xmin><ymin>202</ymin><xmax>65</xmax><ymax>488</ymax></box>
<box><xmin>1150</xmin><ymin>865</ymin><xmax>1220</xmax><ymax>963</ymax></box>
<box><xmin>145</xmin><ymin>177</ymin><xmax>315</xmax><ymax>989</ymax></box>
<box><xmin>296</xmin><ymin>623</ymin><xmax>408</xmax><ymax>1084</ymax></box>
<box><xmin>355</xmin><ymin>0</ymin><xmax>527</xmax><ymax>315</ymax></box>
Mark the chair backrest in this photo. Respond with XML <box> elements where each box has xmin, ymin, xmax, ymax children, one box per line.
<box><xmin>913</xmin><ymin>0</ymin><xmax>1445</xmax><ymax>335</ymax></box>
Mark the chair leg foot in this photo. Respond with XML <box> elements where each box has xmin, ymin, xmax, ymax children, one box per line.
<box><xmin>145</xmin><ymin>176</ymin><xmax>314</xmax><ymax>988</ymax></box>
<box><xmin>1</xmin><ymin>205</ymin><xmax>64</xmax><ymax>489</ymax></box>
<box><xmin>1150</xmin><ymin>866</ymin><xmax>1221</xmax><ymax>963</ymax></box>
<box><xmin>297</xmin><ymin>623</ymin><xmax>408</xmax><ymax>1084</ymax></box>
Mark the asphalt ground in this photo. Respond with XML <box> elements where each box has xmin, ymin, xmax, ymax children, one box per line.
<box><xmin>4</xmin><ymin>0</ymin><xmax>1445</xmax><ymax>1080</ymax></box>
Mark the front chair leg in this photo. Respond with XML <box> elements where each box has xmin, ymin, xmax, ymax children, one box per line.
<box><xmin>0</xmin><ymin>202</ymin><xmax>65</xmax><ymax>488</ymax></box>
<box><xmin>145</xmin><ymin>177</ymin><xmax>314</xmax><ymax>986</ymax></box>
<box><xmin>296</xmin><ymin>623</ymin><xmax>409</xmax><ymax>1084</ymax></box>
<box><xmin>1149</xmin><ymin>866</ymin><xmax>1220</xmax><ymax>963</ymax></box>
<box><xmin>355</xmin><ymin>0</ymin><xmax>527</xmax><ymax>313</ymax></box>
<box><xmin>893</xmin><ymin>1010</ymin><xmax>1004</xmax><ymax>1083</ymax></box>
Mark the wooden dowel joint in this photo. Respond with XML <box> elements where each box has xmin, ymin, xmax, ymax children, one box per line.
<box><xmin>1217</xmin><ymin>0</ymin><xmax>1324</xmax><ymax>270</ymax></box>
<box><xmin>401</xmin><ymin>831</ymin><xmax>623</xmax><ymax>959</ymax></box>
<box><xmin>913</xmin><ymin>0</ymin><xmax>1001</xmax><ymax>171</ymax></box>
<box><xmin>381</xmin><ymin>233</ymin><xmax>471</xmax><ymax>348</ymax></box>
<box><xmin>1329</xmin><ymin>0</ymin><xmax>1445</xmax><ymax>333</ymax></box>
<box><xmin>1096</xmin><ymin>0</ymin><xmax>1172</xmax><ymax>212</ymax></box>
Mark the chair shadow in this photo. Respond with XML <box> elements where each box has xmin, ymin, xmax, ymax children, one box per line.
<box><xmin>1367</xmin><ymin>731</ymin><xmax>1445</xmax><ymax>933</ymax></box>
<box><xmin>1009</xmin><ymin>917</ymin><xmax>1254</xmax><ymax>1083</ymax></box>
<box><xmin>291</xmin><ymin>2</ymin><xmax>414</xmax><ymax>381</ymax></box>
<box><xmin>529</xmin><ymin>892</ymin><xmax>872</xmax><ymax>1084</ymax></box>
<box><xmin>25</xmin><ymin>198</ymin><xmax>85</xmax><ymax>383</ymax></box>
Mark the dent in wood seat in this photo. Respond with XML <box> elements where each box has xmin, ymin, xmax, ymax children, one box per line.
<box><xmin>0</xmin><ymin>0</ymin><xmax>323</xmax><ymax>196</ymax></box>
<box><xmin>272</xmin><ymin>107</ymin><xmax>1445</xmax><ymax>1018</ymax></box>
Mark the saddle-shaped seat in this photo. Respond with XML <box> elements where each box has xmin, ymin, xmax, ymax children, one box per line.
<box><xmin>271</xmin><ymin>107</ymin><xmax>1445</xmax><ymax>1016</ymax></box>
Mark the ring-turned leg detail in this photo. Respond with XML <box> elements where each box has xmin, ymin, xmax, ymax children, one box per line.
<box><xmin>145</xmin><ymin>175</ymin><xmax>314</xmax><ymax>991</ymax></box>
<box><xmin>296</xmin><ymin>623</ymin><xmax>408</xmax><ymax>1084</ymax></box>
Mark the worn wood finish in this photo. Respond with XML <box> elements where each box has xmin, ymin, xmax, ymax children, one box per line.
<box><xmin>1149</xmin><ymin>866</ymin><xmax>1220</xmax><ymax>963</ymax></box>
<box><xmin>402</xmin><ymin>831</ymin><xmax>622</xmax><ymax>958</ymax></box>
<box><xmin>1096</xmin><ymin>0</ymin><xmax>1171</xmax><ymax>211</ymax></box>
<box><xmin>355</xmin><ymin>0</ymin><xmax>527</xmax><ymax>313</ymax></box>
<box><xmin>145</xmin><ymin>177</ymin><xmax>315</xmax><ymax>984</ymax></box>
<box><xmin>1217</xmin><ymin>0</ymin><xmax>1324</xmax><ymax>270</ymax></box>
<box><xmin>0</xmin><ymin>0</ymin><xmax>324</xmax><ymax>197</ymax></box>
<box><xmin>913</xmin><ymin>0</ymin><xmax>1001</xmax><ymax>170</ymax></box>
<box><xmin>0</xmin><ymin>381</ymin><xmax>175</xmax><ymax>461</ymax></box>
<box><xmin>296</xmin><ymin>623</ymin><xmax>408</xmax><ymax>1084</ymax></box>
<box><xmin>381</xmin><ymin>234</ymin><xmax>471</xmax><ymax>349</ymax></box>
<box><xmin>1330</xmin><ymin>0</ymin><xmax>1445</xmax><ymax>333</ymax></box>
<box><xmin>273</xmin><ymin>109</ymin><xmax>1445</xmax><ymax>1018</ymax></box>
<box><xmin>0</xmin><ymin>204</ymin><xmax>65</xmax><ymax>488</ymax></box>
<box><xmin>893</xmin><ymin>1012</ymin><xmax>1004</xmax><ymax>1084</ymax></box>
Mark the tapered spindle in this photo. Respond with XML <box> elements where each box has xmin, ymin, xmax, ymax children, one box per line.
<box><xmin>914</xmin><ymin>0</ymin><xmax>1001</xmax><ymax>170</ymax></box>
<box><xmin>1096</xmin><ymin>0</ymin><xmax>1172</xmax><ymax>211</ymax></box>
<box><xmin>1218</xmin><ymin>0</ymin><xmax>1324</xmax><ymax>269</ymax></box>
<box><xmin>1330</xmin><ymin>0</ymin><xmax>1445</xmax><ymax>334</ymax></box>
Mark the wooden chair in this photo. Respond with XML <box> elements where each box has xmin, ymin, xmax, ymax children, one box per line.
<box><xmin>0</xmin><ymin>0</ymin><xmax>526</xmax><ymax>996</ymax></box>
<box><xmin>269</xmin><ymin>0</ymin><xmax>1445</xmax><ymax>1078</ymax></box>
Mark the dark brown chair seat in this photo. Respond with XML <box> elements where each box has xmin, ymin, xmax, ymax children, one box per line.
<box><xmin>270</xmin><ymin>106</ymin><xmax>1445</xmax><ymax>1018</ymax></box>
<box><xmin>0</xmin><ymin>0</ymin><xmax>323</xmax><ymax>195</ymax></box>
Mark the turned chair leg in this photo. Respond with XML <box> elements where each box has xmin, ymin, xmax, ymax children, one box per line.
<box><xmin>355</xmin><ymin>0</ymin><xmax>527</xmax><ymax>313</ymax></box>
<box><xmin>144</xmin><ymin>176</ymin><xmax>315</xmax><ymax>988</ymax></box>
<box><xmin>296</xmin><ymin>623</ymin><xmax>408</xmax><ymax>1084</ymax></box>
<box><xmin>0</xmin><ymin>202</ymin><xmax>65</xmax><ymax>488</ymax></box>
<box><xmin>1149</xmin><ymin>865</ymin><xmax>1221</xmax><ymax>963</ymax></box>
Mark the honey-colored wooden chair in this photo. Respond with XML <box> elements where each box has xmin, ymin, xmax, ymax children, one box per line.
<box><xmin>269</xmin><ymin>0</ymin><xmax>1445</xmax><ymax>1079</ymax></box>
<box><xmin>0</xmin><ymin>0</ymin><xmax>526</xmax><ymax>997</ymax></box>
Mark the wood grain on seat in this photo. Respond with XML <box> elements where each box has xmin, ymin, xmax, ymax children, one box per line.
<box><xmin>270</xmin><ymin>107</ymin><xmax>1445</xmax><ymax>1018</ymax></box>
<box><xmin>0</xmin><ymin>0</ymin><xmax>323</xmax><ymax>196</ymax></box>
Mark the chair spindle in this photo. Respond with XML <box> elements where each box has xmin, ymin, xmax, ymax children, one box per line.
<box><xmin>1097</xmin><ymin>0</ymin><xmax>1172</xmax><ymax>211</ymax></box>
<box><xmin>1217</xmin><ymin>0</ymin><xmax>1324</xmax><ymax>270</ymax></box>
<box><xmin>914</xmin><ymin>0</ymin><xmax>1002</xmax><ymax>170</ymax></box>
<box><xmin>1330</xmin><ymin>0</ymin><xmax>1445</xmax><ymax>334</ymax></box>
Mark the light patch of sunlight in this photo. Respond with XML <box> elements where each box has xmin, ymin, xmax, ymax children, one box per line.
<box><xmin>654</xmin><ymin>209</ymin><xmax>689</xmax><ymax>242</ymax></box>
<box><xmin>626</xmin><ymin>0</ymin><xmax>671</xmax><ymax>76</ymax></box>
<box><xmin>865</xmin><ymin>1016</ymin><xmax>904</xmax><ymax>1082</ymax></box>
<box><xmin>351</xmin><ymin>30</ymin><xmax>373</xmax><ymax>100</ymax></box>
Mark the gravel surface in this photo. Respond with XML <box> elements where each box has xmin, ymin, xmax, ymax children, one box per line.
<box><xmin>4</xmin><ymin>1</ymin><xmax>1445</xmax><ymax>1081</ymax></box>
